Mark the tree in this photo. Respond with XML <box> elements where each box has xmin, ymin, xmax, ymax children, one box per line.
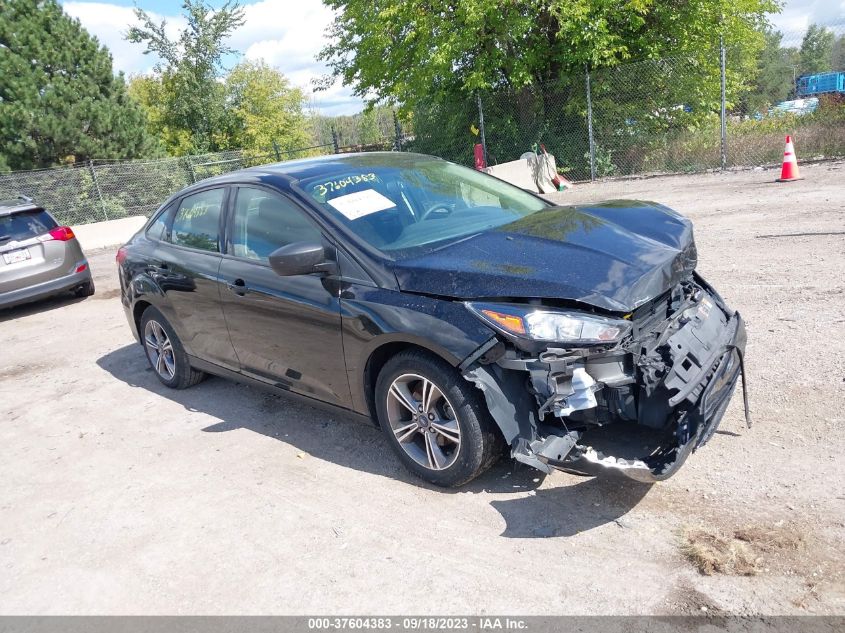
<box><xmin>799</xmin><ymin>24</ymin><xmax>835</xmax><ymax>75</ymax></box>
<box><xmin>318</xmin><ymin>0</ymin><xmax>778</xmax><ymax>111</ymax></box>
<box><xmin>0</xmin><ymin>0</ymin><xmax>158</xmax><ymax>170</ymax></box>
<box><xmin>127</xmin><ymin>74</ymin><xmax>194</xmax><ymax>155</ymax></box>
<box><xmin>310</xmin><ymin>106</ymin><xmax>395</xmax><ymax>147</ymax></box>
<box><xmin>830</xmin><ymin>34</ymin><xmax>845</xmax><ymax>71</ymax></box>
<box><xmin>222</xmin><ymin>60</ymin><xmax>311</xmax><ymax>154</ymax></box>
<box><xmin>356</xmin><ymin>109</ymin><xmax>382</xmax><ymax>145</ymax></box>
<box><xmin>746</xmin><ymin>28</ymin><xmax>799</xmax><ymax>112</ymax></box>
<box><xmin>126</xmin><ymin>0</ymin><xmax>245</xmax><ymax>154</ymax></box>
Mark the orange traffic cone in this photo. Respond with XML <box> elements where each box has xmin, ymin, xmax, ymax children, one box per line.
<box><xmin>776</xmin><ymin>135</ymin><xmax>803</xmax><ymax>182</ymax></box>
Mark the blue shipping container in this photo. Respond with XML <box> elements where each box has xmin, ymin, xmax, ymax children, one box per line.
<box><xmin>796</xmin><ymin>71</ymin><xmax>845</xmax><ymax>97</ymax></box>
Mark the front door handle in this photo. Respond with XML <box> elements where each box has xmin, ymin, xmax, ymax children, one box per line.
<box><xmin>226</xmin><ymin>278</ymin><xmax>249</xmax><ymax>295</ymax></box>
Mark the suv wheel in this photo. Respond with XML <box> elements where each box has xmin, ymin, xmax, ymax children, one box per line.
<box><xmin>140</xmin><ymin>306</ymin><xmax>205</xmax><ymax>389</ymax></box>
<box><xmin>375</xmin><ymin>350</ymin><xmax>502</xmax><ymax>487</ymax></box>
<box><xmin>74</xmin><ymin>279</ymin><xmax>95</xmax><ymax>298</ymax></box>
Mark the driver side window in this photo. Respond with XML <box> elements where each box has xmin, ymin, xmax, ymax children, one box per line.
<box><xmin>230</xmin><ymin>187</ymin><xmax>321</xmax><ymax>262</ymax></box>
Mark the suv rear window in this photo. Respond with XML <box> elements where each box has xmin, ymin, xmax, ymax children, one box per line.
<box><xmin>0</xmin><ymin>210</ymin><xmax>58</xmax><ymax>243</ymax></box>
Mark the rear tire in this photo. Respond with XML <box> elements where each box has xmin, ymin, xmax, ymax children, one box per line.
<box><xmin>140</xmin><ymin>306</ymin><xmax>206</xmax><ymax>389</ymax></box>
<box><xmin>74</xmin><ymin>278</ymin><xmax>95</xmax><ymax>298</ymax></box>
<box><xmin>375</xmin><ymin>350</ymin><xmax>502</xmax><ymax>487</ymax></box>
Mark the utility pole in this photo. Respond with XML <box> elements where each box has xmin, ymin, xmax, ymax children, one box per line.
<box><xmin>476</xmin><ymin>94</ymin><xmax>487</xmax><ymax>166</ymax></box>
<box><xmin>720</xmin><ymin>36</ymin><xmax>728</xmax><ymax>171</ymax></box>
<box><xmin>393</xmin><ymin>110</ymin><xmax>403</xmax><ymax>151</ymax></box>
<box><xmin>88</xmin><ymin>159</ymin><xmax>109</xmax><ymax>221</ymax></box>
<box><xmin>585</xmin><ymin>65</ymin><xmax>596</xmax><ymax>181</ymax></box>
<box><xmin>331</xmin><ymin>126</ymin><xmax>340</xmax><ymax>154</ymax></box>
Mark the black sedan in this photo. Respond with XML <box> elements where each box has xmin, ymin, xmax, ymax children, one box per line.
<box><xmin>117</xmin><ymin>152</ymin><xmax>747</xmax><ymax>487</ymax></box>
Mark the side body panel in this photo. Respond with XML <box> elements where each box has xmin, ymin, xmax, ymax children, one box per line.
<box><xmin>147</xmin><ymin>242</ymin><xmax>238</xmax><ymax>369</ymax></box>
<box><xmin>218</xmin><ymin>252</ymin><xmax>351</xmax><ymax>408</ymax></box>
<box><xmin>338</xmin><ymin>283</ymin><xmax>497</xmax><ymax>414</ymax></box>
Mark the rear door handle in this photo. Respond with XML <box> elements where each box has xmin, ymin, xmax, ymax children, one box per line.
<box><xmin>226</xmin><ymin>278</ymin><xmax>249</xmax><ymax>295</ymax></box>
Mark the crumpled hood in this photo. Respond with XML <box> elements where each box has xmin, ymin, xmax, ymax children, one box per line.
<box><xmin>392</xmin><ymin>200</ymin><xmax>698</xmax><ymax>313</ymax></box>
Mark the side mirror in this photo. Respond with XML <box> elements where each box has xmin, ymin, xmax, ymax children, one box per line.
<box><xmin>268</xmin><ymin>242</ymin><xmax>336</xmax><ymax>277</ymax></box>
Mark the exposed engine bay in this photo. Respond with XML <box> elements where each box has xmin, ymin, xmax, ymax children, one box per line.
<box><xmin>463</xmin><ymin>273</ymin><xmax>749</xmax><ymax>482</ymax></box>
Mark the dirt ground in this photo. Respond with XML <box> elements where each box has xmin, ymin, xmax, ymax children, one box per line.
<box><xmin>1</xmin><ymin>161</ymin><xmax>844</xmax><ymax>615</ymax></box>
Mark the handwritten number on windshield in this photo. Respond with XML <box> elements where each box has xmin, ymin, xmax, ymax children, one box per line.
<box><xmin>313</xmin><ymin>173</ymin><xmax>377</xmax><ymax>198</ymax></box>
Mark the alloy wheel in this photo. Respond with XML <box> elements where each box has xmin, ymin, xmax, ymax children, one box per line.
<box><xmin>144</xmin><ymin>319</ymin><xmax>176</xmax><ymax>381</ymax></box>
<box><xmin>386</xmin><ymin>373</ymin><xmax>461</xmax><ymax>471</ymax></box>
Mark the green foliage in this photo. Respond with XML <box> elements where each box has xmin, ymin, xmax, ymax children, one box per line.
<box><xmin>319</xmin><ymin>0</ymin><xmax>778</xmax><ymax>110</ymax></box>
<box><xmin>222</xmin><ymin>60</ymin><xmax>311</xmax><ymax>155</ymax></box>
<box><xmin>127</xmin><ymin>7</ymin><xmax>312</xmax><ymax>158</ymax></box>
<box><xmin>742</xmin><ymin>24</ymin><xmax>845</xmax><ymax>115</ymax></box>
<box><xmin>832</xmin><ymin>35</ymin><xmax>845</xmax><ymax>71</ymax></box>
<box><xmin>127</xmin><ymin>74</ymin><xmax>195</xmax><ymax>155</ymax></box>
<box><xmin>0</xmin><ymin>0</ymin><xmax>159</xmax><ymax>170</ymax></box>
<box><xmin>799</xmin><ymin>24</ymin><xmax>835</xmax><ymax>75</ymax></box>
<box><xmin>745</xmin><ymin>28</ymin><xmax>799</xmax><ymax>113</ymax></box>
<box><xmin>727</xmin><ymin>98</ymin><xmax>845</xmax><ymax>164</ymax></box>
<box><xmin>356</xmin><ymin>109</ymin><xmax>382</xmax><ymax>145</ymax></box>
<box><xmin>311</xmin><ymin>106</ymin><xmax>396</xmax><ymax>147</ymax></box>
<box><xmin>126</xmin><ymin>0</ymin><xmax>245</xmax><ymax>154</ymax></box>
<box><xmin>407</xmin><ymin>92</ymin><xmax>482</xmax><ymax>165</ymax></box>
<box><xmin>588</xmin><ymin>147</ymin><xmax>617</xmax><ymax>178</ymax></box>
<box><xmin>320</xmin><ymin>0</ymin><xmax>776</xmax><ymax>174</ymax></box>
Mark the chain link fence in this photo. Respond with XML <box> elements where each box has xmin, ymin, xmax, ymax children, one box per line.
<box><xmin>3</xmin><ymin>23</ymin><xmax>844</xmax><ymax>224</ymax></box>
<box><xmin>411</xmin><ymin>23</ymin><xmax>845</xmax><ymax>180</ymax></box>
<box><xmin>0</xmin><ymin>139</ymin><xmax>397</xmax><ymax>226</ymax></box>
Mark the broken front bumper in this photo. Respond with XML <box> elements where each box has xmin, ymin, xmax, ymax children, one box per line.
<box><xmin>464</xmin><ymin>280</ymin><xmax>749</xmax><ymax>483</ymax></box>
<box><xmin>560</xmin><ymin>313</ymin><xmax>747</xmax><ymax>482</ymax></box>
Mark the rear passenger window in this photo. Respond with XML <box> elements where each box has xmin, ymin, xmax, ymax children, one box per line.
<box><xmin>146</xmin><ymin>202</ymin><xmax>174</xmax><ymax>241</ymax></box>
<box><xmin>170</xmin><ymin>189</ymin><xmax>224</xmax><ymax>252</ymax></box>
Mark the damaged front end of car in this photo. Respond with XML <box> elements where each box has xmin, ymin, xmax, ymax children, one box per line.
<box><xmin>461</xmin><ymin>274</ymin><xmax>749</xmax><ymax>482</ymax></box>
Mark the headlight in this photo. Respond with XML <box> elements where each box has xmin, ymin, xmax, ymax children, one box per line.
<box><xmin>466</xmin><ymin>302</ymin><xmax>631</xmax><ymax>345</ymax></box>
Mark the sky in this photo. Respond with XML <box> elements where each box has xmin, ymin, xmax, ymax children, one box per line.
<box><xmin>61</xmin><ymin>0</ymin><xmax>362</xmax><ymax>115</ymax></box>
<box><xmin>62</xmin><ymin>0</ymin><xmax>845</xmax><ymax>117</ymax></box>
<box><xmin>769</xmin><ymin>0</ymin><xmax>845</xmax><ymax>33</ymax></box>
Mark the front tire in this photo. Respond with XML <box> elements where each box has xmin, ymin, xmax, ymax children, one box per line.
<box><xmin>140</xmin><ymin>306</ymin><xmax>206</xmax><ymax>389</ymax></box>
<box><xmin>375</xmin><ymin>350</ymin><xmax>501</xmax><ymax>487</ymax></box>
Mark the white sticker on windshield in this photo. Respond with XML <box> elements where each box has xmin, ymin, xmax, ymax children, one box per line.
<box><xmin>326</xmin><ymin>189</ymin><xmax>396</xmax><ymax>220</ymax></box>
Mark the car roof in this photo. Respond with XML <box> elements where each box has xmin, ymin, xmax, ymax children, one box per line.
<box><xmin>0</xmin><ymin>197</ymin><xmax>42</xmax><ymax>216</ymax></box>
<box><xmin>183</xmin><ymin>152</ymin><xmax>444</xmax><ymax>192</ymax></box>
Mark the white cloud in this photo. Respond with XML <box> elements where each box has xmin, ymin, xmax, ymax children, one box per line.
<box><xmin>63</xmin><ymin>0</ymin><xmax>364</xmax><ymax>114</ymax></box>
<box><xmin>232</xmin><ymin>0</ymin><xmax>334</xmax><ymax>59</ymax></box>
<box><xmin>234</xmin><ymin>0</ymin><xmax>364</xmax><ymax>114</ymax></box>
<box><xmin>63</xmin><ymin>2</ymin><xmax>185</xmax><ymax>76</ymax></box>
<box><xmin>768</xmin><ymin>0</ymin><xmax>845</xmax><ymax>35</ymax></box>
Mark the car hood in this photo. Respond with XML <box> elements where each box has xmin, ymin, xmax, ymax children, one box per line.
<box><xmin>392</xmin><ymin>200</ymin><xmax>697</xmax><ymax>313</ymax></box>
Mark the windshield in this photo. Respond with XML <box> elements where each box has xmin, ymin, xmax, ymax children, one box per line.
<box><xmin>298</xmin><ymin>158</ymin><xmax>548</xmax><ymax>257</ymax></box>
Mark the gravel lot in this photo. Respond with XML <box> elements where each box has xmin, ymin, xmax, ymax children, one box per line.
<box><xmin>1</xmin><ymin>161</ymin><xmax>844</xmax><ymax>615</ymax></box>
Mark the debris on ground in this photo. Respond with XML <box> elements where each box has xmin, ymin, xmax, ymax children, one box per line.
<box><xmin>680</xmin><ymin>523</ymin><xmax>804</xmax><ymax>576</ymax></box>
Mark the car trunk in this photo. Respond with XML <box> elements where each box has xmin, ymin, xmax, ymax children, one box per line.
<box><xmin>0</xmin><ymin>209</ymin><xmax>73</xmax><ymax>293</ymax></box>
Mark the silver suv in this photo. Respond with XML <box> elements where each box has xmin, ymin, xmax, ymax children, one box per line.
<box><xmin>0</xmin><ymin>196</ymin><xmax>94</xmax><ymax>309</ymax></box>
